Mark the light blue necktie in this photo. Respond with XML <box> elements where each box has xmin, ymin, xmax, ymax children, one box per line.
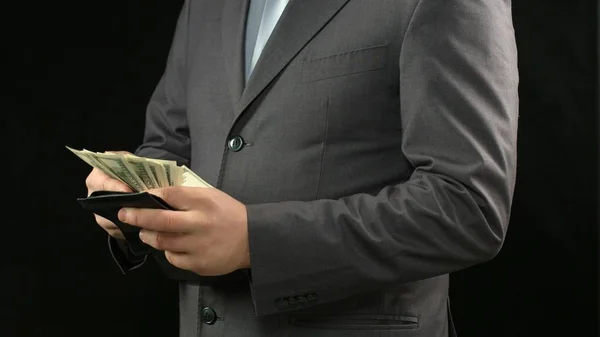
<box><xmin>245</xmin><ymin>0</ymin><xmax>290</xmax><ymax>82</ymax></box>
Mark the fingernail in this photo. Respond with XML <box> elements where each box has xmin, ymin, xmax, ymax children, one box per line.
<box><xmin>118</xmin><ymin>209</ymin><xmax>127</xmax><ymax>222</ymax></box>
<box><xmin>139</xmin><ymin>230</ymin><xmax>146</xmax><ymax>242</ymax></box>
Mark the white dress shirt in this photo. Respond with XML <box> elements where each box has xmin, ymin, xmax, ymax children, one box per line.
<box><xmin>245</xmin><ymin>0</ymin><xmax>291</xmax><ymax>82</ymax></box>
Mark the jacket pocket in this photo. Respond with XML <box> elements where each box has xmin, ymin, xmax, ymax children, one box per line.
<box><xmin>288</xmin><ymin>314</ymin><xmax>418</xmax><ymax>331</ymax></box>
<box><xmin>302</xmin><ymin>44</ymin><xmax>388</xmax><ymax>83</ymax></box>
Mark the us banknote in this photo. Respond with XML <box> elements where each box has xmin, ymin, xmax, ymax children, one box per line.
<box><xmin>66</xmin><ymin>146</ymin><xmax>212</xmax><ymax>191</ymax></box>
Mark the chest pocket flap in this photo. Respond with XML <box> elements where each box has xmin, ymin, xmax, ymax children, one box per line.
<box><xmin>302</xmin><ymin>44</ymin><xmax>388</xmax><ymax>83</ymax></box>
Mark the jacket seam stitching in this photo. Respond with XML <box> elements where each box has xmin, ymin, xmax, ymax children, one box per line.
<box><xmin>315</xmin><ymin>98</ymin><xmax>330</xmax><ymax>199</ymax></box>
<box><xmin>398</xmin><ymin>0</ymin><xmax>423</xmax><ymax>64</ymax></box>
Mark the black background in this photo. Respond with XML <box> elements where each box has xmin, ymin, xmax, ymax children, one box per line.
<box><xmin>4</xmin><ymin>1</ymin><xmax>598</xmax><ymax>336</ymax></box>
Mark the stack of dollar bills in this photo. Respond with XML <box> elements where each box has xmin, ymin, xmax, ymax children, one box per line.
<box><xmin>66</xmin><ymin>146</ymin><xmax>212</xmax><ymax>192</ymax></box>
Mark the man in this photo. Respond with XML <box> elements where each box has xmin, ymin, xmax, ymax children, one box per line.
<box><xmin>85</xmin><ymin>0</ymin><xmax>519</xmax><ymax>336</ymax></box>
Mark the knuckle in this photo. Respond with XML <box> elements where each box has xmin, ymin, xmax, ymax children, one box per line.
<box><xmin>159</xmin><ymin>187</ymin><xmax>172</xmax><ymax>203</ymax></box>
<box><xmin>162</xmin><ymin>186</ymin><xmax>182</xmax><ymax>204</ymax></box>
<box><xmin>165</xmin><ymin>251</ymin><xmax>181</xmax><ymax>268</ymax></box>
<box><xmin>155</xmin><ymin>232</ymin><xmax>165</xmax><ymax>250</ymax></box>
<box><xmin>125</xmin><ymin>210</ymin><xmax>136</xmax><ymax>224</ymax></box>
<box><xmin>85</xmin><ymin>175</ymin><xmax>93</xmax><ymax>190</ymax></box>
<box><xmin>162</xmin><ymin>212</ymin><xmax>177</xmax><ymax>231</ymax></box>
<box><xmin>204</xmin><ymin>212</ymin><xmax>217</xmax><ymax>229</ymax></box>
<box><xmin>100</xmin><ymin>177</ymin><xmax>126</xmax><ymax>192</ymax></box>
<box><xmin>86</xmin><ymin>171</ymin><xmax>101</xmax><ymax>191</ymax></box>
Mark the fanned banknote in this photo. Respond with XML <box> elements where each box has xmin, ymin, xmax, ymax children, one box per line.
<box><xmin>66</xmin><ymin>146</ymin><xmax>213</xmax><ymax>191</ymax></box>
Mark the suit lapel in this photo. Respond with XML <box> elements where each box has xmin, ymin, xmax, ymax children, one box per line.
<box><xmin>222</xmin><ymin>0</ymin><xmax>250</xmax><ymax>108</ymax></box>
<box><xmin>234</xmin><ymin>0</ymin><xmax>351</xmax><ymax>118</ymax></box>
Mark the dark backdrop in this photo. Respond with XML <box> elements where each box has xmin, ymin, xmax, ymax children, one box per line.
<box><xmin>4</xmin><ymin>1</ymin><xmax>598</xmax><ymax>336</ymax></box>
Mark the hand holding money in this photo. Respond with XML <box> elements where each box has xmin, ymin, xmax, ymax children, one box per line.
<box><xmin>70</xmin><ymin>146</ymin><xmax>250</xmax><ymax>274</ymax></box>
<box><xmin>67</xmin><ymin>146</ymin><xmax>213</xmax><ymax>192</ymax></box>
<box><xmin>69</xmin><ymin>146</ymin><xmax>213</xmax><ymax>239</ymax></box>
<box><xmin>85</xmin><ymin>167</ymin><xmax>133</xmax><ymax>239</ymax></box>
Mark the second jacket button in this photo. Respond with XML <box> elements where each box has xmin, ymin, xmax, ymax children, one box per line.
<box><xmin>201</xmin><ymin>307</ymin><xmax>217</xmax><ymax>325</ymax></box>
<box><xmin>227</xmin><ymin>135</ymin><xmax>245</xmax><ymax>152</ymax></box>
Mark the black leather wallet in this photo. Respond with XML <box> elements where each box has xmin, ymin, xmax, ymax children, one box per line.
<box><xmin>77</xmin><ymin>191</ymin><xmax>250</xmax><ymax>284</ymax></box>
<box><xmin>77</xmin><ymin>191</ymin><xmax>169</xmax><ymax>256</ymax></box>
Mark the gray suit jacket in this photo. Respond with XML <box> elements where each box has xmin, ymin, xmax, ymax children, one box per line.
<box><xmin>110</xmin><ymin>0</ymin><xmax>519</xmax><ymax>336</ymax></box>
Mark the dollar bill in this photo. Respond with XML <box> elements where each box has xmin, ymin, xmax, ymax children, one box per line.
<box><xmin>121</xmin><ymin>153</ymin><xmax>160</xmax><ymax>189</ymax></box>
<box><xmin>181</xmin><ymin>165</ymin><xmax>212</xmax><ymax>188</ymax></box>
<box><xmin>146</xmin><ymin>158</ymin><xmax>178</xmax><ymax>186</ymax></box>
<box><xmin>172</xmin><ymin>165</ymin><xmax>183</xmax><ymax>186</ymax></box>
<box><xmin>88</xmin><ymin>151</ymin><xmax>147</xmax><ymax>192</ymax></box>
<box><xmin>82</xmin><ymin>149</ymin><xmax>138</xmax><ymax>189</ymax></box>
<box><xmin>66</xmin><ymin>146</ymin><xmax>130</xmax><ymax>186</ymax></box>
<box><xmin>146</xmin><ymin>160</ymin><xmax>167</xmax><ymax>187</ymax></box>
<box><xmin>68</xmin><ymin>146</ymin><xmax>213</xmax><ymax>190</ymax></box>
<box><xmin>66</xmin><ymin>146</ymin><xmax>97</xmax><ymax>169</ymax></box>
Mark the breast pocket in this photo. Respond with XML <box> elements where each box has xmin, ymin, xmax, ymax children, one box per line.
<box><xmin>302</xmin><ymin>44</ymin><xmax>388</xmax><ymax>83</ymax></box>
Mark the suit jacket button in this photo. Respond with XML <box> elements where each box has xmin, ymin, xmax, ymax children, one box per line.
<box><xmin>275</xmin><ymin>298</ymin><xmax>290</xmax><ymax>310</ymax></box>
<box><xmin>227</xmin><ymin>135</ymin><xmax>245</xmax><ymax>152</ymax></box>
<box><xmin>201</xmin><ymin>307</ymin><xmax>217</xmax><ymax>325</ymax></box>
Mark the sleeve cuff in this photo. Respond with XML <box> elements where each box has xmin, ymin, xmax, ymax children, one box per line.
<box><xmin>245</xmin><ymin>202</ymin><xmax>324</xmax><ymax>317</ymax></box>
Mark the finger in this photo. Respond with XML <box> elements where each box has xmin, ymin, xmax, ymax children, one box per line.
<box><xmin>95</xmin><ymin>214</ymin><xmax>118</xmax><ymax>230</ymax></box>
<box><xmin>139</xmin><ymin>230</ymin><xmax>189</xmax><ymax>253</ymax></box>
<box><xmin>86</xmin><ymin>169</ymin><xmax>108</xmax><ymax>195</ymax></box>
<box><xmin>86</xmin><ymin>169</ymin><xmax>131</xmax><ymax>194</ymax></box>
<box><xmin>94</xmin><ymin>215</ymin><xmax>124</xmax><ymax>239</ymax></box>
<box><xmin>164</xmin><ymin>251</ymin><xmax>194</xmax><ymax>271</ymax></box>
<box><xmin>107</xmin><ymin>228</ymin><xmax>124</xmax><ymax>240</ymax></box>
<box><xmin>118</xmin><ymin>208</ymin><xmax>192</xmax><ymax>232</ymax></box>
<box><xmin>100</xmin><ymin>176</ymin><xmax>131</xmax><ymax>193</ymax></box>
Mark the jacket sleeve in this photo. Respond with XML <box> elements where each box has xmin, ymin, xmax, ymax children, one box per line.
<box><xmin>107</xmin><ymin>1</ymin><xmax>191</xmax><ymax>272</ymax></box>
<box><xmin>245</xmin><ymin>0</ymin><xmax>519</xmax><ymax>317</ymax></box>
<box><xmin>133</xmin><ymin>0</ymin><xmax>192</xmax><ymax>165</ymax></box>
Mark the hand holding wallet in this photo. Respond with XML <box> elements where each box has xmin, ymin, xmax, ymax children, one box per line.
<box><xmin>77</xmin><ymin>190</ymin><xmax>204</xmax><ymax>281</ymax></box>
<box><xmin>71</xmin><ymin>147</ymin><xmax>244</xmax><ymax>283</ymax></box>
<box><xmin>77</xmin><ymin>191</ymin><xmax>174</xmax><ymax>256</ymax></box>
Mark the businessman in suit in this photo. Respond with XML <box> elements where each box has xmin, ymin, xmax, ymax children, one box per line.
<box><xmin>85</xmin><ymin>0</ymin><xmax>519</xmax><ymax>336</ymax></box>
